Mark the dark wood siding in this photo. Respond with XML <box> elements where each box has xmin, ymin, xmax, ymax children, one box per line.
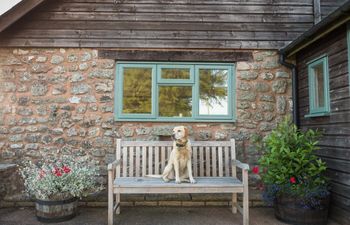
<box><xmin>320</xmin><ymin>0</ymin><xmax>348</xmax><ymax>19</ymax></box>
<box><xmin>296</xmin><ymin>24</ymin><xmax>350</xmax><ymax>224</ymax></box>
<box><xmin>0</xmin><ymin>0</ymin><xmax>315</xmax><ymax>49</ymax></box>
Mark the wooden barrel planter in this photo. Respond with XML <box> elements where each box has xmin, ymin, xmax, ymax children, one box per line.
<box><xmin>35</xmin><ymin>197</ymin><xmax>78</xmax><ymax>223</ymax></box>
<box><xmin>274</xmin><ymin>194</ymin><xmax>330</xmax><ymax>225</ymax></box>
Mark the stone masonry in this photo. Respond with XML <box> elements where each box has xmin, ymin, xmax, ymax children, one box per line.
<box><xmin>0</xmin><ymin>48</ymin><xmax>292</xmax><ymax>207</ymax></box>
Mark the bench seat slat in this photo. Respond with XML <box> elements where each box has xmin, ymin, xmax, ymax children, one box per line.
<box><xmin>113</xmin><ymin>177</ymin><xmax>244</xmax><ymax>194</ymax></box>
<box><xmin>114</xmin><ymin>177</ymin><xmax>243</xmax><ymax>188</ymax></box>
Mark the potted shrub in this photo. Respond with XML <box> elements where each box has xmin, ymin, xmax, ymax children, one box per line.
<box><xmin>20</xmin><ymin>155</ymin><xmax>102</xmax><ymax>223</ymax></box>
<box><xmin>257</xmin><ymin>116</ymin><xmax>330</xmax><ymax>225</ymax></box>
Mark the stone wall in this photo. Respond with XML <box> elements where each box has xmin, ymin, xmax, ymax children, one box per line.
<box><xmin>0</xmin><ymin>48</ymin><xmax>292</xmax><ymax>205</ymax></box>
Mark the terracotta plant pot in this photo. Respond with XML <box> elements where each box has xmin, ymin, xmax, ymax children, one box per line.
<box><xmin>35</xmin><ymin>197</ymin><xmax>78</xmax><ymax>223</ymax></box>
<box><xmin>274</xmin><ymin>194</ymin><xmax>330</xmax><ymax>225</ymax></box>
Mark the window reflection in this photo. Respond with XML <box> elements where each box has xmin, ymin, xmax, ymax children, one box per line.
<box><xmin>313</xmin><ymin>64</ymin><xmax>325</xmax><ymax>108</ymax></box>
<box><xmin>159</xmin><ymin>86</ymin><xmax>192</xmax><ymax>117</ymax></box>
<box><xmin>199</xmin><ymin>69</ymin><xmax>228</xmax><ymax>115</ymax></box>
<box><xmin>122</xmin><ymin>68</ymin><xmax>152</xmax><ymax>114</ymax></box>
<box><xmin>161</xmin><ymin>68</ymin><xmax>190</xmax><ymax>79</ymax></box>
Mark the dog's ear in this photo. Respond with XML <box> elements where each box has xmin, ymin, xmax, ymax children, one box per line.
<box><xmin>183</xmin><ymin>126</ymin><xmax>189</xmax><ymax>139</ymax></box>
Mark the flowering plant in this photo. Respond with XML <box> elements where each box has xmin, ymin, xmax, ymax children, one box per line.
<box><xmin>21</xmin><ymin>156</ymin><xmax>102</xmax><ymax>200</ymax></box>
<box><xmin>256</xmin><ymin>116</ymin><xmax>329</xmax><ymax>209</ymax></box>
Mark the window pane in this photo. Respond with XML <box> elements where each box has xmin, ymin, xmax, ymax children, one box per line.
<box><xmin>159</xmin><ymin>86</ymin><xmax>192</xmax><ymax>117</ymax></box>
<box><xmin>161</xmin><ymin>68</ymin><xmax>190</xmax><ymax>79</ymax></box>
<box><xmin>199</xmin><ymin>69</ymin><xmax>228</xmax><ymax>115</ymax></box>
<box><xmin>313</xmin><ymin>64</ymin><xmax>325</xmax><ymax>108</ymax></box>
<box><xmin>122</xmin><ymin>67</ymin><xmax>152</xmax><ymax>114</ymax></box>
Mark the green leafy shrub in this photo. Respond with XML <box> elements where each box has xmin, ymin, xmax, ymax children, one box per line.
<box><xmin>258</xmin><ymin>116</ymin><xmax>329</xmax><ymax>207</ymax></box>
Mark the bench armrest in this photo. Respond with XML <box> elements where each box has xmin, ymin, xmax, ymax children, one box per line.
<box><xmin>107</xmin><ymin>159</ymin><xmax>121</xmax><ymax>171</ymax></box>
<box><xmin>232</xmin><ymin>159</ymin><xmax>250</xmax><ymax>171</ymax></box>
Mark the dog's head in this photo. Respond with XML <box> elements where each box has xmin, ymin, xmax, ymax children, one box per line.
<box><xmin>172</xmin><ymin>126</ymin><xmax>189</xmax><ymax>141</ymax></box>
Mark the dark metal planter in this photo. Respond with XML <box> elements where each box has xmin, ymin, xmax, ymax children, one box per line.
<box><xmin>274</xmin><ymin>194</ymin><xmax>330</xmax><ymax>225</ymax></box>
<box><xmin>35</xmin><ymin>197</ymin><xmax>78</xmax><ymax>223</ymax></box>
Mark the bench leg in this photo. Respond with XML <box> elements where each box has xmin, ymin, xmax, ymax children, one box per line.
<box><xmin>243</xmin><ymin>170</ymin><xmax>249</xmax><ymax>225</ymax></box>
<box><xmin>232</xmin><ymin>193</ymin><xmax>237</xmax><ymax>214</ymax></box>
<box><xmin>108</xmin><ymin>180</ymin><xmax>114</xmax><ymax>225</ymax></box>
<box><xmin>116</xmin><ymin>192</ymin><xmax>120</xmax><ymax>215</ymax></box>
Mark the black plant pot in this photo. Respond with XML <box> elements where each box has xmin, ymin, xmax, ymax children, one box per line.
<box><xmin>274</xmin><ymin>194</ymin><xmax>330</xmax><ymax>225</ymax></box>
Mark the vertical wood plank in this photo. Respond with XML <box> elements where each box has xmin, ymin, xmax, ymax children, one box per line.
<box><xmin>212</xmin><ymin>147</ymin><xmax>217</xmax><ymax>177</ymax></box>
<box><xmin>313</xmin><ymin>0</ymin><xmax>321</xmax><ymax>24</ymax></box>
<box><xmin>142</xmin><ymin>146</ymin><xmax>147</xmax><ymax>176</ymax></box>
<box><xmin>161</xmin><ymin>146</ymin><xmax>166</xmax><ymax>171</ymax></box>
<box><xmin>218</xmin><ymin>146</ymin><xmax>223</xmax><ymax>177</ymax></box>
<box><xmin>148</xmin><ymin>146</ymin><xmax>153</xmax><ymax>174</ymax></box>
<box><xmin>116</xmin><ymin>139</ymin><xmax>121</xmax><ymax>178</ymax></box>
<box><xmin>135</xmin><ymin>146</ymin><xmax>140</xmax><ymax>177</ymax></box>
<box><xmin>205</xmin><ymin>146</ymin><xmax>210</xmax><ymax>176</ymax></box>
<box><xmin>122</xmin><ymin>147</ymin><xmax>127</xmax><ymax>177</ymax></box>
<box><xmin>129</xmin><ymin>146</ymin><xmax>134</xmax><ymax>177</ymax></box>
<box><xmin>199</xmin><ymin>146</ymin><xmax>204</xmax><ymax>177</ymax></box>
<box><xmin>231</xmin><ymin>139</ymin><xmax>236</xmax><ymax>178</ymax></box>
<box><xmin>155</xmin><ymin>146</ymin><xmax>160</xmax><ymax>174</ymax></box>
<box><xmin>192</xmin><ymin>146</ymin><xmax>198</xmax><ymax>177</ymax></box>
<box><xmin>224</xmin><ymin>146</ymin><xmax>230</xmax><ymax>176</ymax></box>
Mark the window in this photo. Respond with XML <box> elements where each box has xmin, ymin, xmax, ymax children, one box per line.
<box><xmin>306</xmin><ymin>55</ymin><xmax>330</xmax><ymax>117</ymax></box>
<box><xmin>115</xmin><ymin>62</ymin><xmax>236</xmax><ymax>122</ymax></box>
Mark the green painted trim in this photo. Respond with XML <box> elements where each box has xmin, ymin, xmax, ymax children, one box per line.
<box><xmin>347</xmin><ymin>23</ymin><xmax>350</xmax><ymax>93</ymax></box>
<box><xmin>157</xmin><ymin>64</ymin><xmax>194</xmax><ymax>84</ymax></box>
<box><xmin>307</xmin><ymin>55</ymin><xmax>331</xmax><ymax>117</ymax></box>
<box><xmin>304</xmin><ymin>112</ymin><xmax>330</xmax><ymax>118</ymax></box>
<box><xmin>115</xmin><ymin>62</ymin><xmax>236</xmax><ymax>122</ymax></box>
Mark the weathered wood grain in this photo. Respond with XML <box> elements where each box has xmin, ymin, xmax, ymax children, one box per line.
<box><xmin>320</xmin><ymin>0</ymin><xmax>348</xmax><ymax>19</ymax></box>
<box><xmin>108</xmin><ymin>139</ymin><xmax>249</xmax><ymax>225</ymax></box>
<box><xmin>296</xmin><ymin>24</ymin><xmax>350</xmax><ymax>224</ymax></box>
<box><xmin>0</xmin><ymin>0</ymin><xmax>46</xmax><ymax>32</ymax></box>
<box><xmin>99</xmin><ymin>50</ymin><xmax>253</xmax><ymax>62</ymax></box>
<box><xmin>0</xmin><ymin>0</ymin><xmax>314</xmax><ymax>49</ymax></box>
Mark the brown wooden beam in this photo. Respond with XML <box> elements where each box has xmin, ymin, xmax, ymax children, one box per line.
<box><xmin>98</xmin><ymin>50</ymin><xmax>253</xmax><ymax>62</ymax></box>
<box><xmin>0</xmin><ymin>0</ymin><xmax>47</xmax><ymax>33</ymax></box>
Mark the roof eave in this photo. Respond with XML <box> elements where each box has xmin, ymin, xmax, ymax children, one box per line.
<box><xmin>0</xmin><ymin>0</ymin><xmax>47</xmax><ymax>33</ymax></box>
<box><xmin>280</xmin><ymin>1</ymin><xmax>350</xmax><ymax>58</ymax></box>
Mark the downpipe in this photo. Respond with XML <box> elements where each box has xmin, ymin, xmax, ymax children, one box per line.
<box><xmin>279</xmin><ymin>53</ymin><xmax>299</xmax><ymax>128</ymax></box>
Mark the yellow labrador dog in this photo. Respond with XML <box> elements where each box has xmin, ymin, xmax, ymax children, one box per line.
<box><xmin>147</xmin><ymin>126</ymin><xmax>196</xmax><ymax>184</ymax></box>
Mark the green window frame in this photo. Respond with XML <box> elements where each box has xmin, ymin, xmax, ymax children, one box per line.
<box><xmin>305</xmin><ymin>55</ymin><xmax>330</xmax><ymax>117</ymax></box>
<box><xmin>115</xmin><ymin>62</ymin><xmax>236</xmax><ymax>122</ymax></box>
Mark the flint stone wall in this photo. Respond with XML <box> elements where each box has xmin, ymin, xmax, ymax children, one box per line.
<box><xmin>0</xmin><ymin>48</ymin><xmax>292</xmax><ymax>206</ymax></box>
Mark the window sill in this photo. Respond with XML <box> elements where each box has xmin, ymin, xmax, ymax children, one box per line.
<box><xmin>304</xmin><ymin>112</ymin><xmax>330</xmax><ymax>118</ymax></box>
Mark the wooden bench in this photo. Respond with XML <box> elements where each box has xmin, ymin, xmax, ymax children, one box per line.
<box><xmin>108</xmin><ymin>139</ymin><xmax>250</xmax><ymax>225</ymax></box>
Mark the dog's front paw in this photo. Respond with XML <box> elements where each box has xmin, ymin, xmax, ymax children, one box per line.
<box><xmin>163</xmin><ymin>177</ymin><xmax>170</xmax><ymax>183</ymax></box>
<box><xmin>175</xmin><ymin>179</ymin><xmax>181</xmax><ymax>184</ymax></box>
<box><xmin>190</xmin><ymin>178</ymin><xmax>196</xmax><ymax>184</ymax></box>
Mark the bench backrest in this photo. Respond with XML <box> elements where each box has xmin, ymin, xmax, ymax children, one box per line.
<box><xmin>115</xmin><ymin>139</ymin><xmax>236</xmax><ymax>178</ymax></box>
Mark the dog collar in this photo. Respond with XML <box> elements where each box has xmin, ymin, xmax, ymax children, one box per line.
<box><xmin>176</xmin><ymin>141</ymin><xmax>188</xmax><ymax>148</ymax></box>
